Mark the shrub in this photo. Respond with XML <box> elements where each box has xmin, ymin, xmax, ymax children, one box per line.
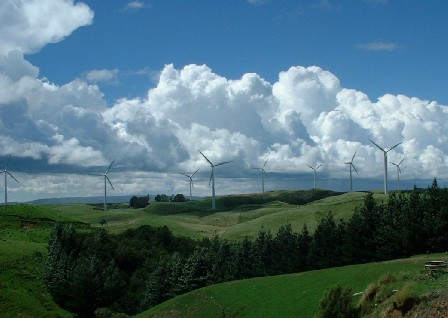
<box><xmin>315</xmin><ymin>284</ymin><xmax>359</xmax><ymax>318</ymax></box>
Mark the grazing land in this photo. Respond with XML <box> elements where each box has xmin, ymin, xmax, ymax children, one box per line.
<box><xmin>137</xmin><ymin>253</ymin><xmax>448</xmax><ymax>318</ymax></box>
<box><xmin>2</xmin><ymin>189</ymin><xmax>445</xmax><ymax>318</ymax></box>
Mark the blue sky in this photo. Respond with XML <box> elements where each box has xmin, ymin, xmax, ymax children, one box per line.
<box><xmin>1</xmin><ymin>0</ymin><xmax>448</xmax><ymax>201</ymax></box>
<box><xmin>28</xmin><ymin>0</ymin><xmax>448</xmax><ymax>104</ymax></box>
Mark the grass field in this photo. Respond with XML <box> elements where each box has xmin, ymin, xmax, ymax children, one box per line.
<box><xmin>138</xmin><ymin>253</ymin><xmax>448</xmax><ymax>318</ymax></box>
<box><xmin>0</xmin><ymin>190</ymin><xmax>403</xmax><ymax>317</ymax></box>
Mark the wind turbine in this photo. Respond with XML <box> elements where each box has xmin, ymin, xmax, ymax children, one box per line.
<box><xmin>198</xmin><ymin>150</ymin><xmax>233</xmax><ymax>210</ymax></box>
<box><xmin>252</xmin><ymin>157</ymin><xmax>268</xmax><ymax>193</ymax></box>
<box><xmin>344</xmin><ymin>152</ymin><xmax>358</xmax><ymax>192</ymax></box>
<box><xmin>0</xmin><ymin>155</ymin><xmax>19</xmax><ymax>205</ymax></box>
<box><xmin>307</xmin><ymin>164</ymin><xmax>322</xmax><ymax>189</ymax></box>
<box><xmin>369</xmin><ymin>139</ymin><xmax>402</xmax><ymax>195</ymax></box>
<box><xmin>89</xmin><ymin>160</ymin><xmax>115</xmax><ymax>211</ymax></box>
<box><xmin>180</xmin><ymin>169</ymin><xmax>199</xmax><ymax>201</ymax></box>
<box><xmin>390</xmin><ymin>157</ymin><xmax>405</xmax><ymax>191</ymax></box>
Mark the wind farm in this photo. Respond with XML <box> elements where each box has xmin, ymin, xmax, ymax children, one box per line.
<box><xmin>344</xmin><ymin>152</ymin><xmax>358</xmax><ymax>192</ymax></box>
<box><xmin>180</xmin><ymin>169</ymin><xmax>199</xmax><ymax>201</ymax></box>
<box><xmin>252</xmin><ymin>157</ymin><xmax>269</xmax><ymax>193</ymax></box>
<box><xmin>307</xmin><ymin>164</ymin><xmax>322</xmax><ymax>189</ymax></box>
<box><xmin>390</xmin><ymin>158</ymin><xmax>405</xmax><ymax>191</ymax></box>
<box><xmin>88</xmin><ymin>160</ymin><xmax>115</xmax><ymax>211</ymax></box>
<box><xmin>0</xmin><ymin>155</ymin><xmax>19</xmax><ymax>205</ymax></box>
<box><xmin>198</xmin><ymin>150</ymin><xmax>233</xmax><ymax>210</ymax></box>
<box><xmin>369</xmin><ymin>140</ymin><xmax>402</xmax><ymax>195</ymax></box>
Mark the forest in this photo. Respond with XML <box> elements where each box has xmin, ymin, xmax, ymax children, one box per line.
<box><xmin>44</xmin><ymin>179</ymin><xmax>448</xmax><ymax>317</ymax></box>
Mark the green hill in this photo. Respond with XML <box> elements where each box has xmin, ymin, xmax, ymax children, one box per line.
<box><xmin>137</xmin><ymin>253</ymin><xmax>448</xmax><ymax>318</ymax></box>
<box><xmin>0</xmin><ymin>190</ymin><xmax>404</xmax><ymax>317</ymax></box>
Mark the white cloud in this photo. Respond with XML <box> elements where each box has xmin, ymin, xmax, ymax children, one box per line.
<box><xmin>124</xmin><ymin>1</ymin><xmax>151</xmax><ymax>11</ymax></box>
<box><xmin>0</xmin><ymin>0</ymin><xmax>93</xmax><ymax>55</ymax></box>
<box><xmin>86</xmin><ymin>69</ymin><xmax>119</xmax><ymax>84</ymax></box>
<box><xmin>2</xmin><ymin>52</ymin><xmax>448</xmax><ymax>199</ymax></box>
<box><xmin>357</xmin><ymin>41</ymin><xmax>400</xmax><ymax>51</ymax></box>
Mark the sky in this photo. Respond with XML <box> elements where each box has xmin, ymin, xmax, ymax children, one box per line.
<box><xmin>1</xmin><ymin>0</ymin><xmax>448</xmax><ymax>202</ymax></box>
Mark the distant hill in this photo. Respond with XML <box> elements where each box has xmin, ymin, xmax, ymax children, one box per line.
<box><xmin>28</xmin><ymin>195</ymin><xmax>140</xmax><ymax>205</ymax></box>
<box><xmin>26</xmin><ymin>194</ymin><xmax>203</xmax><ymax>205</ymax></box>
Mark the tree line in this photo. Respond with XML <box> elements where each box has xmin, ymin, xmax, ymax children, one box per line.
<box><xmin>44</xmin><ymin>179</ymin><xmax>448</xmax><ymax>317</ymax></box>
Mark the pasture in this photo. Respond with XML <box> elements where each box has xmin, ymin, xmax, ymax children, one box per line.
<box><xmin>0</xmin><ymin>190</ymin><xmax>404</xmax><ymax>317</ymax></box>
<box><xmin>138</xmin><ymin>253</ymin><xmax>448</xmax><ymax>318</ymax></box>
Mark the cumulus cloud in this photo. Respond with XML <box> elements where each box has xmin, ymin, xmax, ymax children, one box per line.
<box><xmin>3</xmin><ymin>54</ymin><xmax>448</xmax><ymax>188</ymax></box>
<box><xmin>2</xmin><ymin>18</ymin><xmax>448</xmax><ymax>200</ymax></box>
<box><xmin>0</xmin><ymin>0</ymin><xmax>93</xmax><ymax>55</ymax></box>
<box><xmin>357</xmin><ymin>41</ymin><xmax>400</xmax><ymax>51</ymax></box>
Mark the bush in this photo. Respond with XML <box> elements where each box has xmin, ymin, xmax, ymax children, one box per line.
<box><xmin>315</xmin><ymin>284</ymin><xmax>359</xmax><ymax>318</ymax></box>
<box><xmin>130</xmin><ymin>195</ymin><xmax>149</xmax><ymax>208</ymax></box>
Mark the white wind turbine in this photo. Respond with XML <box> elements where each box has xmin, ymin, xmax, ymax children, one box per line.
<box><xmin>89</xmin><ymin>160</ymin><xmax>115</xmax><ymax>211</ymax></box>
<box><xmin>0</xmin><ymin>155</ymin><xmax>19</xmax><ymax>205</ymax></box>
<box><xmin>390</xmin><ymin>157</ymin><xmax>405</xmax><ymax>191</ymax></box>
<box><xmin>307</xmin><ymin>164</ymin><xmax>322</xmax><ymax>189</ymax></box>
<box><xmin>344</xmin><ymin>152</ymin><xmax>358</xmax><ymax>192</ymax></box>
<box><xmin>252</xmin><ymin>157</ymin><xmax>268</xmax><ymax>193</ymax></box>
<box><xmin>180</xmin><ymin>169</ymin><xmax>199</xmax><ymax>201</ymax></box>
<box><xmin>369</xmin><ymin>139</ymin><xmax>402</xmax><ymax>195</ymax></box>
<box><xmin>198</xmin><ymin>150</ymin><xmax>233</xmax><ymax>210</ymax></box>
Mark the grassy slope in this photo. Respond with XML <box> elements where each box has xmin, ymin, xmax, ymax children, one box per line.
<box><xmin>0</xmin><ymin>190</ymin><xmax>387</xmax><ymax>317</ymax></box>
<box><xmin>137</xmin><ymin>253</ymin><xmax>448</xmax><ymax>318</ymax></box>
<box><xmin>46</xmin><ymin>191</ymin><xmax>376</xmax><ymax>240</ymax></box>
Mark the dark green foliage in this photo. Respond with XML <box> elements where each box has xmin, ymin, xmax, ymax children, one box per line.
<box><xmin>44</xmin><ymin>225</ymin><xmax>125</xmax><ymax>317</ymax></box>
<box><xmin>130</xmin><ymin>195</ymin><xmax>149</xmax><ymax>208</ymax></box>
<box><xmin>315</xmin><ymin>285</ymin><xmax>359</xmax><ymax>318</ymax></box>
<box><xmin>154</xmin><ymin>194</ymin><xmax>169</xmax><ymax>202</ymax></box>
<box><xmin>171</xmin><ymin>193</ymin><xmax>187</xmax><ymax>202</ymax></box>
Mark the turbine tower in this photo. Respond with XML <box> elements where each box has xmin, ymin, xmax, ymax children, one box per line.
<box><xmin>0</xmin><ymin>155</ymin><xmax>19</xmax><ymax>205</ymax></box>
<box><xmin>390</xmin><ymin>157</ymin><xmax>405</xmax><ymax>191</ymax></box>
<box><xmin>252</xmin><ymin>157</ymin><xmax>268</xmax><ymax>193</ymax></box>
<box><xmin>344</xmin><ymin>152</ymin><xmax>358</xmax><ymax>192</ymax></box>
<box><xmin>369</xmin><ymin>139</ymin><xmax>402</xmax><ymax>195</ymax></box>
<box><xmin>198</xmin><ymin>150</ymin><xmax>233</xmax><ymax>210</ymax></box>
<box><xmin>307</xmin><ymin>164</ymin><xmax>322</xmax><ymax>189</ymax></box>
<box><xmin>90</xmin><ymin>160</ymin><xmax>115</xmax><ymax>211</ymax></box>
<box><xmin>180</xmin><ymin>169</ymin><xmax>199</xmax><ymax>201</ymax></box>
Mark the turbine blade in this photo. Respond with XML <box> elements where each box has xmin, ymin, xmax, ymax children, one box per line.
<box><xmin>88</xmin><ymin>173</ymin><xmax>103</xmax><ymax>176</ymax></box>
<box><xmin>351</xmin><ymin>151</ymin><xmax>357</xmax><ymax>162</ymax></box>
<box><xmin>352</xmin><ymin>164</ymin><xmax>359</xmax><ymax>175</ymax></box>
<box><xmin>387</xmin><ymin>142</ymin><xmax>402</xmax><ymax>153</ymax></box>
<box><xmin>105</xmin><ymin>159</ymin><xmax>115</xmax><ymax>174</ymax></box>
<box><xmin>399</xmin><ymin>157</ymin><xmax>405</xmax><ymax>165</ymax></box>
<box><xmin>369</xmin><ymin>139</ymin><xmax>385</xmax><ymax>152</ymax></box>
<box><xmin>198</xmin><ymin>150</ymin><xmax>213</xmax><ymax>166</ymax></box>
<box><xmin>180</xmin><ymin>173</ymin><xmax>190</xmax><ymax>177</ymax></box>
<box><xmin>106</xmin><ymin>176</ymin><xmax>115</xmax><ymax>190</ymax></box>
<box><xmin>191</xmin><ymin>169</ymin><xmax>199</xmax><ymax>177</ymax></box>
<box><xmin>7</xmin><ymin>171</ymin><xmax>19</xmax><ymax>183</ymax></box>
<box><xmin>215</xmin><ymin>160</ymin><xmax>233</xmax><ymax>167</ymax></box>
<box><xmin>263</xmin><ymin>158</ymin><xmax>269</xmax><ymax>169</ymax></box>
<box><xmin>307</xmin><ymin>165</ymin><xmax>313</xmax><ymax>170</ymax></box>
<box><xmin>316</xmin><ymin>164</ymin><xmax>322</xmax><ymax>170</ymax></box>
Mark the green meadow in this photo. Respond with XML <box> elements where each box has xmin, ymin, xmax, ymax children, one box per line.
<box><xmin>1</xmin><ymin>190</ymin><xmax>442</xmax><ymax>318</ymax></box>
<box><xmin>138</xmin><ymin>253</ymin><xmax>448</xmax><ymax>318</ymax></box>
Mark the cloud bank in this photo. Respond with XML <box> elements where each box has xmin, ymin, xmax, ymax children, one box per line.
<box><xmin>1</xmin><ymin>0</ymin><xmax>447</xmax><ymax>199</ymax></box>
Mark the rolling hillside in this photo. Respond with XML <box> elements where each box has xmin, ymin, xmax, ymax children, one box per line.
<box><xmin>0</xmin><ymin>190</ymin><xmax>401</xmax><ymax>317</ymax></box>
